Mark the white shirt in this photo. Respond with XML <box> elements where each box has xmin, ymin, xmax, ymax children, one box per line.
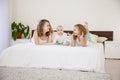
<box><xmin>31</xmin><ymin>36</ymin><xmax>47</xmax><ymax>45</ymax></box>
<box><xmin>53</xmin><ymin>33</ymin><xmax>67</xmax><ymax>44</ymax></box>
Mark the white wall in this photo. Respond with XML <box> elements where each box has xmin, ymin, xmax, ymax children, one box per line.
<box><xmin>11</xmin><ymin>0</ymin><xmax>120</xmax><ymax>41</ymax></box>
<box><xmin>0</xmin><ymin>0</ymin><xmax>10</xmax><ymax>53</ymax></box>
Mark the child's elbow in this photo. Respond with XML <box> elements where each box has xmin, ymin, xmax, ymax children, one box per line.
<box><xmin>82</xmin><ymin>45</ymin><xmax>86</xmax><ymax>47</ymax></box>
<box><xmin>71</xmin><ymin>44</ymin><xmax>76</xmax><ymax>47</ymax></box>
<box><xmin>82</xmin><ymin>43</ymin><xmax>87</xmax><ymax>47</ymax></box>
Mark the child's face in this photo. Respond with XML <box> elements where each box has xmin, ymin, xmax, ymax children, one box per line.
<box><xmin>57</xmin><ymin>27</ymin><xmax>63</xmax><ymax>35</ymax></box>
<box><xmin>43</xmin><ymin>22</ymin><xmax>50</xmax><ymax>32</ymax></box>
<box><xmin>73</xmin><ymin>27</ymin><xmax>80</xmax><ymax>36</ymax></box>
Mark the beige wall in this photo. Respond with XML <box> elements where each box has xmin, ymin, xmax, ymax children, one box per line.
<box><xmin>10</xmin><ymin>0</ymin><xmax>120</xmax><ymax>41</ymax></box>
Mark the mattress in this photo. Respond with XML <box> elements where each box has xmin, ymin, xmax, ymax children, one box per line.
<box><xmin>0</xmin><ymin>43</ymin><xmax>105</xmax><ymax>73</ymax></box>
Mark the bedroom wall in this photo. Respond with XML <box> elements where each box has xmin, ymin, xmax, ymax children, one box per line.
<box><xmin>0</xmin><ymin>0</ymin><xmax>10</xmax><ymax>53</ymax></box>
<box><xmin>10</xmin><ymin>0</ymin><xmax>120</xmax><ymax>41</ymax></box>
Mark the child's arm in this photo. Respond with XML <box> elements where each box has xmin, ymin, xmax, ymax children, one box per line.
<box><xmin>63</xmin><ymin>33</ymin><xmax>69</xmax><ymax>46</ymax></box>
<box><xmin>45</xmin><ymin>33</ymin><xmax>57</xmax><ymax>45</ymax></box>
<box><xmin>53</xmin><ymin>33</ymin><xmax>58</xmax><ymax>44</ymax></box>
<box><xmin>48</xmin><ymin>32</ymin><xmax>53</xmax><ymax>43</ymax></box>
<box><xmin>80</xmin><ymin>36</ymin><xmax>87</xmax><ymax>47</ymax></box>
<box><xmin>67</xmin><ymin>32</ymin><xmax>72</xmax><ymax>36</ymax></box>
<box><xmin>33</xmin><ymin>30</ymin><xmax>40</xmax><ymax>45</ymax></box>
<box><xmin>71</xmin><ymin>34</ymin><xmax>76</xmax><ymax>47</ymax></box>
<box><xmin>79</xmin><ymin>32</ymin><xmax>87</xmax><ymax>47</ymax></box>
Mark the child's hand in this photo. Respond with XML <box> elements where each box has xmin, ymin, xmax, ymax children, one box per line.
<box><xmin>67</xmin><ymin>32</ymin><xmax>72</xmax><ymax>36</ymax></box>
<box><xmin>80</xmin><ymin>32</ymin><xmax>84</xmax><ymax>39</ymax></box>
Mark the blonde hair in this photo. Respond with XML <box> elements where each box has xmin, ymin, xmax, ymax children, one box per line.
<box><xmin>73</xmin><ymin>24</ymin><xmax>87</xmax><ymax>40</ymax></box>
<box><xmin>57</xmin><ymin>25</ymin><xmax>63</xmax><ymax>29</ymax></box>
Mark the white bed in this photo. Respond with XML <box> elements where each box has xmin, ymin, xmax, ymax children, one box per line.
<box><xmin>0</xmin><ymin>43</ymin><xmax>105</xmax><ymax>73</ymax></box>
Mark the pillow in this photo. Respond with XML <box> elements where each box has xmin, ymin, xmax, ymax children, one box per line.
<box><xmin>87</xmin><ymin>33</ymin><xmax>98</xmax><ymax>43</ymax></box>
<box><xmin>97</xmin><ymin>37</ymin><xmax>108</xmax><ymax>43</ymax></box>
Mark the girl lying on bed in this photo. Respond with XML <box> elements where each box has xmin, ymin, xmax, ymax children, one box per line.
<box><xmin>32</xmin><ymin>19</ymin><xmax>54</xmax><ymax>45</ymax></box>
<box><xmin>71</xmin><ymin>24</ymin><xmax>88</xmax><ymax>47</ymax></box>
<box><xmin>53</xmin><ymin>25</ymin><xmax>70</xmax><ymax>46</ymax></box>
<box><xmin>32</xmin><ymin>19</ymin><xmax>89</xmax><ymax>46</ymax></box>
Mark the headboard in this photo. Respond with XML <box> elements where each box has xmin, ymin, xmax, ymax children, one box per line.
<box><xmin>64</xmin><ymin>31</ymin><xmax>113</xmax><ymax>41</ymax></box>
<box><xmin>31</xmin><ymin>30</ymin><xmax>113</xmax><ymax>41</ymax></box>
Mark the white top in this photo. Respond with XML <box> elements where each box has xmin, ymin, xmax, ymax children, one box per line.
<box><xmin>53</xmin><ymin>33</ymin><xmax>67</xmax><ymax>44</ymax></box>
<box><xmin>31</xmin><ymin>36</ymin><xmax>47</xmax><ymax>45</ymax></box>
<box><xmin>39</xmin><ymin>38</ymin><xmax>47</xmax><ymax>44</ymax></box>
<box><xmin>76</xmin><ymin>39</ymin><xmax>82</xmax><ymax>46</ymax></box>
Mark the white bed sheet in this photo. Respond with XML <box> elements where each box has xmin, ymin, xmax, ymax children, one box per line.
<box><xmin>0</xmin><ymin>43</ymin><xmax>105</xmax><ymax>73</ymax></box>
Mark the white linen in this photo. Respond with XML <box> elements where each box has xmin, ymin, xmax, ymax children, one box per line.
<box><xmin>0</xmin><ymin>43</ymin><xmax>105</xmax><ymax>73</ymax></box>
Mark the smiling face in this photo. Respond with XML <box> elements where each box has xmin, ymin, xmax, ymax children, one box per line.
<box><xmin>73</xmin><ymin>24</ymin><xmax>87</xmax><ymax>38</ymax></box>
<box><xmin>73</xmin><ymin>26</ymin><xmax>80</xmax><ymax>36</ymax></box>
<box><xmin>43</xmin><ymin>22</ymin><xmax>50</xmax><ymax>33</ymax></box>
<box><xmin>37</xmin><ymin>19</ymin><xmax>53</xmax><ymax>37</ymax></box>
<box><xmin>57</xmin><ymin>26</ymin><xmax>63</xmax><ymax>35</ymax></box>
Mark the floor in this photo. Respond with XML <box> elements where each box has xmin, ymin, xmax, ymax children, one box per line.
<box><xmin>0</xmin><ymin>59</ymin><xmax>119</xmax><ymax>80</ymax></box>
<box><xmin>105</xmin><ymin>59</ymin><xmax>120</xmax><ymax>80</ymax></box>
<box><xmin>0</xmin><ymin>67</ymin><xmax>110</xmax><ymax>80</ymax></box>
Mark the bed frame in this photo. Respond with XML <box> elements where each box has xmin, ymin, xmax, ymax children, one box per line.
<box><xmin>31</xmin><ymin>30</ymin><xmax>113</xmax><ymax>41</ymax></box>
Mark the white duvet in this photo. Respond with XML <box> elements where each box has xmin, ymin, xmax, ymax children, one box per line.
<box><xmin>0</xmin><ymin>43</ymin><xmax>105</xmax><ymax>73</ymax></box>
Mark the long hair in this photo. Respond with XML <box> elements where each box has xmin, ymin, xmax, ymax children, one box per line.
<box><xmin>37</xmin><ymin>19</ymin><xmax>53</xmax><ymax>37</ymax></box>
<box><xmin>73</xmin><ymin>24</ymin><xmax>87</xmax><ymax>40</ymax></box>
